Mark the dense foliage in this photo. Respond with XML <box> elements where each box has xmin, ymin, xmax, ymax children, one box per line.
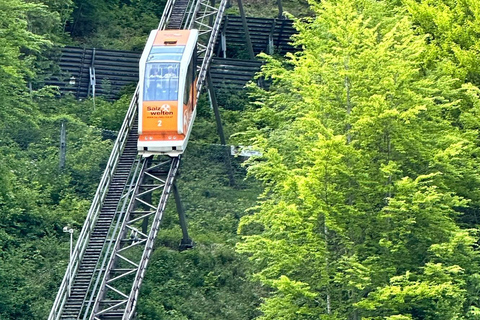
<box><xmin>66</xmin><ymin>0</ymin><xmax>166</xmax><ymax>50</ymax></box>
<box><xmin>0</xmin><ymin>0</ymin><xmax>262</xmax><ymax>318</ymax></box>
<box><xmin>236</xmin><ymin>0</ymin><xmax>480</xmax><ymax>319</ymax></box>
<box><xmin>0</xmin><ymin>2</ymin><xmax>116</xmax><ymax>318</ymax></box>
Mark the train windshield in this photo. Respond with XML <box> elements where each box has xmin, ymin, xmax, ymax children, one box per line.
<box><xmin>147</xmin><ymin>46</ymin><xmax>184</xmax><ymax>62</ymax></box>
<box><xmin>144</xmin><ymin>62</ymin><xmax>180</xmax><ymax>101</ymax></box>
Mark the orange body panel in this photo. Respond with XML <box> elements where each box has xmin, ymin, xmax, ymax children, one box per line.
<box><xmin>183</xmin><ymin>82</ymin><xmax>197</xmax><ymax>133</ymax></box>
<box><xmin>141</xmin><ymin>101</ymin><xmax>178</xmax><ymax>135</ymax></box>
<box><xmin>154</xmin><ymin>30</ymin><xmax>191</xmax><ymax>46</ymax></box>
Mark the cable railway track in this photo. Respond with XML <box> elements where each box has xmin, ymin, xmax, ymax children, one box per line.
<box><xmin>48</xmin><ymin>0</ymin><xmax>227</xmax><ymax>318</ymax></box>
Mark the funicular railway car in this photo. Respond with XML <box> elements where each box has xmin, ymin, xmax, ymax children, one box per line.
<box><xmin>138</xmin><ymin>29</ymin><xmax>198</xmax><ymax>156</ymax></box>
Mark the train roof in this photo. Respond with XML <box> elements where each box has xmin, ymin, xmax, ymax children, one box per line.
<box><xmin>153</xmin><ymin>30</ymin><xmax>193</xmax><ymax>46</ymax></box>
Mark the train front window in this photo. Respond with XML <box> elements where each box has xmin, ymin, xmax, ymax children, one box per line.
<box><xmin>144</xmin><ymin>62</ymin><xmax>180</xmax><ymax>101</ymax></box>
<box><xmin>147</xmin><ymin>46</ymin><xmax>184</xmax><ymax>62</ymax></box>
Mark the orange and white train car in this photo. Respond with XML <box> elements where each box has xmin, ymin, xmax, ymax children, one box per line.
<box><xmin>138</xmin><ymin>29</ymin><xmax>198</xmax><ymax>156</ymax></box>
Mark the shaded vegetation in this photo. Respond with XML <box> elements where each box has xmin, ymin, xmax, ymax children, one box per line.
<box><xmin>2</xmin><ymin>0</ymin><xmax>480</xmax><ymax>319</ymax></box>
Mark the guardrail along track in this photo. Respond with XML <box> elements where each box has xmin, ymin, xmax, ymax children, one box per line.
<box><xmin>48</xmin><ymin>86</ymin><xmax>139</xmax><ymax>320</ymax></box>
<box><xmin>60</xmin><ymin>121</ymin><xmax>138</xmax><ymax>320</ymax></box>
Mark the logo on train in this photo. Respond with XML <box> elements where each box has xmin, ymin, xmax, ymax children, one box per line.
<box><xmin>147</xmin><ymin>104</ymin><xmax>174</xmax><ymax>116</ymax></box>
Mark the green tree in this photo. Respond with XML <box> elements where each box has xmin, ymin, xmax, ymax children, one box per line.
<box><xmin>0</xmin><ymin>0</ymin><xmax>53</xmax><ymax>147</ymax></box>
<box><xmin>67</xmin><ymin>0</ymin><xmax>165</xmax><ymax>49</ymax></box>
<box><xmin>26</xmin><ymin>0</ymin><xmax>74</xmax><ymax>42</ymax></box>
<box><xmin>401</xmin><ymin>0</ymin><xmax>480</xmax><ymax>85</ymax></box>
<box><xmin>237</xmin><ymin>0</ymin><xmax>480</xmax><ymax>319</ymax></box>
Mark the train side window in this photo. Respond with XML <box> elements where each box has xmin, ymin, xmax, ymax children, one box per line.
<box><xmin>184</xmin><ymin>56</ymin><xmax>194</xmax><ymax>105</ymax></box>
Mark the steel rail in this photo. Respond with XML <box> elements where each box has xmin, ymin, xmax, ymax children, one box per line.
<box><xmin>80</xmin><ymin>156</ymin><xmax>145</xmax><ymax>320</ymax></box>
<box><xmin>87</xmin><ymin>157</ymin><xmax>175</xmax><ymax>319</ymax></box>
<box><xmin>87</xmin><ymin>157</ymin><xmax>149</xmax><ymax>319</ymax></box>
<box><xmin>158</xmin><ymin>0</ymin><xmax>176</xmax><ymax>30</ymax></box>
<box><xmin>181</xmin><ymin>0</ymin><xmax>228</xmax><ymax>95</ymax></box>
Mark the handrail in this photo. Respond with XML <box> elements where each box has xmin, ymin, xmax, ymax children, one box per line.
<box><xmin>81</xmin><ymin>157</ymin><xmax>144</xmax><ymax>320</ymax></box>
<box><xmin>48</xmin><ymin>85</ymin><xmax>139</xmax><ymax>320</ymax></box>
<box><xmin>183</xmin><ymin>0</ymin><xmax>199</xmax><ymax>30</ymax></box>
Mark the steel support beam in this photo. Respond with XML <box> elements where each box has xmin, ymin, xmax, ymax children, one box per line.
<box><xmin>207</xmin><ymin>71</ymin><xmax>235</xmax><ymax>186</ymax></box>
<box><xmin>236</xmin><ymin>0</ymin><xmax>255</xmax><ymax>60</ymax></box>
<box><xmin>277</xmin><ymin>0</ymin><xmax>284</xmax><ymax>19</ymax></box>
<box><xmin>89</xmin><ymin>156</ymin><xmax>181</xmax><ymax>320</ymax></box>
<box><xmin>173</xmin><ymin>183</ymin><xmax>194</xmax><ymax>250</ymax></box>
